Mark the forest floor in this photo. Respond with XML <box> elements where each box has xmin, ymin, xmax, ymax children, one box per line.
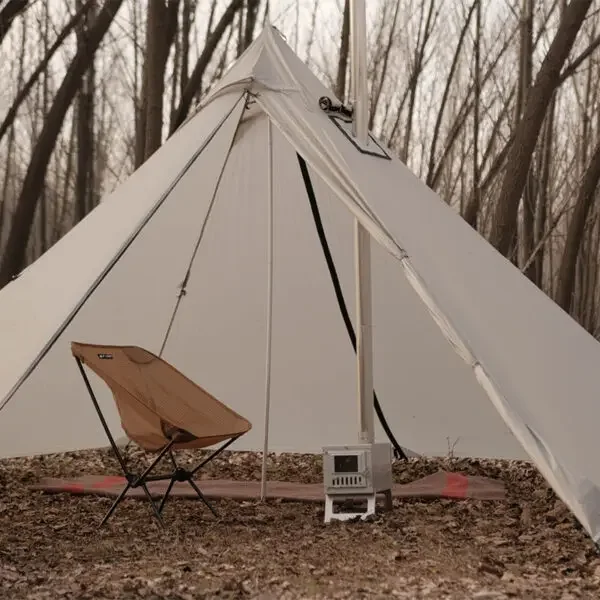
<box><xmin>1</xmin><ymin>448</ymin><xmax>600</xmax><ymax>599</ymax></box>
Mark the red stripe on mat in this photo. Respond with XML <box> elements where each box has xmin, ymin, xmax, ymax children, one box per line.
<box><xmin>61</xmin><ymin>483</ymin><xmax>86</xmax><ymax>494</ymax></box>
<box><xmin>91</xmin><ymin>476</ymin><xmax>126</xmax><ymax>489</ymax></box>
<box><xmin>442</xmin><ymin>472</ymin><xmax>469</xmax><ymax>498</ymax></box>
<box><xmin>31</xmin><ymin>471</ymin><xmax>506</xmax><ymax>502</ymax></box>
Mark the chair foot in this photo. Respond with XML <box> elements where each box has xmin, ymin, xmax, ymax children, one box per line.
<box><xmin>158</xmin><ymin>477</ymin><xmax>176</xmax><ymax>514</ymax></box>
<box><xmin>141</xmin><ymin>483</ymin><xmax>165</xmax><ymax>528</ymax></box>
<box><xmin>188</xmin><ymin>478</ymin><xmax>219</xmax><ymax>518</ymax></box>
<box><xmin>99</xmin><ymin>481</ymin><xmax>131</xmax><ymax>527</ymax></box>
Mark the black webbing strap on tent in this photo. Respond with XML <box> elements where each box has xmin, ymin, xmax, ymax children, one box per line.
<box><xmin>296</xmin><ymin>154</ymin><xmax>407</xmax><ymax>461</ymax></box>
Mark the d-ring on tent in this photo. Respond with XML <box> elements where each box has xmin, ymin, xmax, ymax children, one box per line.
<box><xmin>1</xmin><ymin>24</ymin><xmax>600</xmax><ymax>544</ymax></box>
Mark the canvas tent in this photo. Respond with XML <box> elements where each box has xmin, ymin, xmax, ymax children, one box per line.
<box><xmin>1</xmin><ymin>25</ymin><xmax>600</xmax><ymax>543</ymax></box>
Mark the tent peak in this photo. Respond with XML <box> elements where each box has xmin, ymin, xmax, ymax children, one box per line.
<box><xmin>183</xmin><ymin>25</ymin><xmax>340</xmax><ymax>130</ymax></box>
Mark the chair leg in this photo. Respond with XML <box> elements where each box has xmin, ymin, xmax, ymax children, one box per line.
<box><xmin>187</xmin><ymin>478</ymin><xmax>218</xmax><ymax>518</ymax></box>
<box><xmin>190</xmin><ymin>437</ymin><xmax>238</xmax><ymax>477</ymax></box>
<box><xmin>132</xmin><ymin>439</ymin><xmax>176</xmax><ymax>487</ymax></box>
<box><xmin>141</xmin><ymin>482</ymin><xmax>165</xmax><ymax>528</ymax></box>
<box><xmin>158</xmin><ymin>477</ymin><xmax>176</xmax><ymax>514</ymax></box>
<box><xmin>100</xmin><ymin>481</ymin><xmax>132</xmax><ymax>527</ymax></box>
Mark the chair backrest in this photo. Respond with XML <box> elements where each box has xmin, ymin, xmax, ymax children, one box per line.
<box><xmin>71</xmin><ymin>342</ymin><xmax>251</xmax><ymax>451</ymax></box>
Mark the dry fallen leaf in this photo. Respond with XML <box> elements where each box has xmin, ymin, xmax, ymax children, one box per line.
<box><xmin>0</xmin><ymin>449</ymin><xmax>599</xmax><ymax>599</ymax></box>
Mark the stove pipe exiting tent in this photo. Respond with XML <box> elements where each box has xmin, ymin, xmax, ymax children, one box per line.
<box><xmin>349</xmin><ymin>0</ymin><xmax>375</xmax><ymax>444</ymax></box>
<box><xmin>350</xmin><ymin>0</ymin><xmax>369</xmax><ymax>145</ymax></box>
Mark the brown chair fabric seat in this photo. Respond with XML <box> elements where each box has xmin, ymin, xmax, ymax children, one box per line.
<box><xmin>71</xmin><ymin>342</ymin><xmax>251</xmax><ymax>451</ymax></box>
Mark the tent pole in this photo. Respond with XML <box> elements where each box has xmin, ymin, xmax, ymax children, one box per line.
<box><xmin>354</xmin><ymin>218</ymin><xmax>374</xmax><ymax>444</ymax></box>
<box><xmin>350</xmin><ymin>0</ymin><xmax>375</xmax><ymax>444</ymax></box>
<box><xmin>260</xmin><ymin>118</ymin><xmax>275</xmax><ymax>500</ymax></box>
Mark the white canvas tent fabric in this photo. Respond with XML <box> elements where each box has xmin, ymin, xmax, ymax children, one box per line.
<box><xmin>1</xmin><ymin>26</ymin><xmax>600</xmax><ymax>543</ymax></box>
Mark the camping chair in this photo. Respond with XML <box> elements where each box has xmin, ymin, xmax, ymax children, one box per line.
<box><xmin>71</xmin><ymin>342</ymin><xmax>252</xmax><ymax>527</ymax></box>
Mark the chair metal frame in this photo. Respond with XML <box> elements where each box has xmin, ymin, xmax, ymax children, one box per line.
<box><xmin>75</xmin><ymin>357</ymin><xmax>240</xmax><ymax>528</ymax></box>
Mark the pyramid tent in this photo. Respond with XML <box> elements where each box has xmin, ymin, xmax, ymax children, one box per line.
<box><xmin>1</xmin><ymin>26</ymin><xmax>600</xmax><ymax>543</ymax></box>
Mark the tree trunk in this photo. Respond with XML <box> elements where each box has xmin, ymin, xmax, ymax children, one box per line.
<box><xmin>0</xmin><ymin>10</ymin><xmax>26</xmax><ymax>244</ymax></box>
<box><xmin>243</xmin><ymin>0</ymin><xmax>259</xmax><ymax>52</ymax></box>
<box><xmin>471</xmin><ymin>0</ymin><xmax>481</xmax><ymax>230</ymax></box>
<box><xmin>56</xmin><ymin>114</ymin><xmax>77</xmax><ymax>243</ymax></box>
<box><xmin>368</xmin><ymin>0</ymin><xmax>400</xmax><ymax>131</ymax></box>
<box><xmin>132</xmin><ymin>0</ymin><xmax>142</xmax><ymax>167</ymax></box>
<box><xmin>143</xmin><ymin>0</ymin><xmax>179</xmax><ymax>162</ymax></box>
<box><xmin>0</xmin><ymin>0</ymin><xmax>124</xmax><ymax>289</ymax></box>
<box><xmin>305</xmin><ymin>0</ymin><xmax>320</xmax><ymax>66</ymax></box>
<box><xmin>236</xmin><ymin>1</ymin><xmax>244</xmax><ymax>57</ymax></box>
<box><xmin>583</xmin><ymin>209</ymin><xmax>600</xmax><ymax>330</ymax></box>
<box><xmin>488</xmin><ymin>0</ymin><xmax>592</xmax><ymax>257</ymax></box>
<box><xmin>169</xmin><ymin>0</ymin><xmax>243</xmax><ymax>136</ymax></box>
<box><xmin>0</xmin><ymin>0</ymin><xmax>27</xmax><ymax>47</ymax></box>
<box><xmin>75</xmin><ymin>0</ymin><xmax>96</xmax><ymax>224</ymax></box>
<box><xmin>426</xmin><ymin>0</ymin><xmax>478</xmax><ymax>187</ymax></box>
<box><xmin>429</xmin><ymin>25</ymin><xmax>518</xmax><ymax>190</ymax></box>
<box><xmin>555</xmin><ymin>138</ymin><xmax>600</xmax><ymax>312</ymax></box>
<box><xmin>518</xmin><ymin>0</ymin><xmax>535</xmax><ymax>272</ymax></box>
<box><xmin>402</xmin><ymin>0</ymin><xmax>437</xmax><ymax>164</ymax></box>
<box><xmin>169</xmin><ymin>6</ymin><xmax>181</xmax><ymax>131</ymax></box>
<box><xmin>531</xmin><ymin>93</ymin><xmax>556</xmax><ymax>285</ymax></box>
<box><xmin>179</xmin><ymin>0</ymin><xmax>193</xmax><ymax>99</ymax></box>
<box><xmin>462</xmin><ymin>90</ymin><xmax>515</xmax><ymax>227</ymax></box>
<box><xmin>0</xmin><ymin>0</ymin><xmax>94</xmax><ymax>145</ymax></box>
<box><xmin>207</xmin><ymin>22</ymin><xmax>236</xmax><ymax>88</ymax></box>
<box><xmin>190</xmin><ymin>0</ymin><xmax>218</xmax><ymax>107</ymax></box>
<box><xmin>38</xmin><ymin>0</ymin><xmax>50</xmax><ymax>255</ymax></box>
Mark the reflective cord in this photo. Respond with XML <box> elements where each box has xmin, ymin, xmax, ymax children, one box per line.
<box><xmin>158</xmin><ymin>93</ymin><xmax>248</xmax><ymax>357</ymax></box>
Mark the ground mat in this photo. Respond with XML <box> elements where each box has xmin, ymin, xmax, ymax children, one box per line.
<box><xmin>31</xmin><ymin>471</ymin><xmax>505</xmax><ymax>502</ymax></box>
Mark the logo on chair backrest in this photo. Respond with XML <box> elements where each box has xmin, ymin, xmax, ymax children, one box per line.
<box><xmin>97</xmin><ymin>353</ymin><xmax>113</xmax><ymax>359</ymax></box>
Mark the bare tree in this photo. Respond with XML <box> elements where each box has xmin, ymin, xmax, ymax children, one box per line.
<box><xmin>0</xmin><ymin>0</ymin><xmax>94</xmax><ymax>145</ymax></box>
<box><xmin>169</xmin><ymin>0</ymin><xmax>243</xmax><ymax>135</ymax></box>
<box><xmin>37</xmin><ymin>0</ymin><xmax>51</xmax><ymax>254</ymax></box>
<box><xmin>0</xmin><ymin>0</ymin><xmax>27</xmax><ymax>46</ymax></box>
<box><xmin>74</xmin><ymin>0</ymin><xmax>96</xmax><ymax>223</ymax></box>
<box><xmin>368</xmin><ymin>0</ymin><xmax>400</xmax><ymax>130</ymax></box>
<box><xmin>0</xmin><ymin>0</ymin><xmax>125</xmax><ymax>288</ymax></box>
<box><xmin>305</xmin><ymin>0</ymin><xmax>320</xmax><ymax>67</ymax></box>
<box><xmin>243</xmin><ymin>0</ymin><xmax>260</xmax><ymax>52</ymax></box>
<box><xmin>556</xmin><ymin>136</ymin><xmax>600</xmax><ymax>311</ymax></box>
<box><xmin>489</xmin><ymin>0</ymin><xmax>593</xmax><ymax>257</ymax></box>
<box><xmin>179</xmin><ymin>0</ymin><xmax>194</xmax><ymax>101</ymax></box>
<box><xmin>471</xmin><ymin>0</ymin><xmax>481</xmax><ymax>230</ymax></box>
<box><xmin>401</xmin><ymin>0</ymin><xmax>438</xmax><ymax>163</ymax></box>
<box><xmin>0</xmin><ymin>9</ymin><xmax>26</xmax><ymax>238</ymax></box>
<box><xmin>136</xmin><ymin>0</ymin><xmax>180</xmax><ymax>166</ymax></box>
<box><xmin>529</xmin><ymin>93</ymin><xmax>556</xmax><ymax>286</ymax></box>
<box><xmin>428</xmin><ymin>23</ymin><xmax>518</xmax><ymax>191</ymax></box>
<box><xmin>518</xmin><ymin>0</ymin><xmax>535</xmax><ymax>270</ymax></box>
<box><xmin>425</xmin><ymin>0</ymin><xmax>478</xmax><ymax>187</ymax></box>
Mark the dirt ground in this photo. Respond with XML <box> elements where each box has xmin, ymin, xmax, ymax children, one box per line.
<box><xmin>1</xmin><ymin>448</ymin><xmax>600</xmax><ymax>599</ymax></box>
